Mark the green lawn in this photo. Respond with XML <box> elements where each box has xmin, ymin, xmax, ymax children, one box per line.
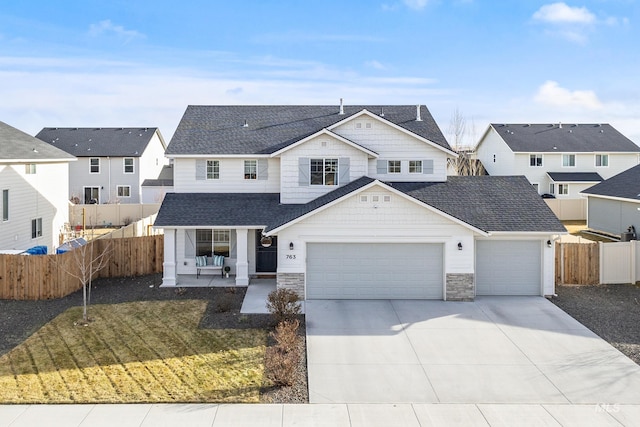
<box><xmin>0</xmin><ymin>300</ymin><xmax>267</xmax><ymax>403</ymax></box>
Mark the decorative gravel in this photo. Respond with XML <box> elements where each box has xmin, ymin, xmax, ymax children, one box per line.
<box><xmin>0</xmin><ymin>273</ymin><xmax>308</xmax><ymax>403</ymax></box>
<box><xmin>551</xmin><ymin>283</ymin><xmax>640</xmax><ymax>365</ymax></box>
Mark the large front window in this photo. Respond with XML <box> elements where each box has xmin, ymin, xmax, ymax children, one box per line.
<box><xmin>310</xmin><ymin>158</ymin><xmax>338</xmax><ymax>186</ymax></box>
<box><xmin>196</xmin><ymin>229</ymin><xmax>230</xmax><ymax>257</ymax></box>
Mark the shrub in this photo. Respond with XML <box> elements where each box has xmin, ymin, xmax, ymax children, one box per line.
<box><xmin>270</xmin><ymin>319</ymin><xmax>299</xmax><ymax>353</ymax></box>
<box><xmin>215</xmin><ymin>294</ymin><xmax>234</xmax><ymax>313</ymax></box>
<box><xmin>265</xmin><ymin>346</ymin><xmax>299</xmax><ymax>386</ymax></box>
<box><xmin>266</xmin><ymin>288</ymin><xmax>301</xmax><ymax>323</ymax></box>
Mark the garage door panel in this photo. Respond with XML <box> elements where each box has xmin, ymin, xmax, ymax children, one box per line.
<box><xmin>306</xmin><ymin>243</ymin><xmax>443</xmax><ymax>300</ymax></box>
<box><xmin>476</xmin><ymin>240</ymin><xmax>541</xmax><ymax>296</ymax></box>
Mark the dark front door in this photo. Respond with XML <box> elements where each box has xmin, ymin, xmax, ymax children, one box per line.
<box><xmin>256</xmin><ymin>230</ymin><xmax>277</xmax><ymax>272</ymax></box>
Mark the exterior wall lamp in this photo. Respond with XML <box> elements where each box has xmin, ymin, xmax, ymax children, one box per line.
<box><xmin>457</xmin><ymin>242</ymin><xmax>463</xmax><ymax>251</ymax></box>
<box><xmin>547</xmin><ymin>240</ymin><xmax>552</xmax><ymax>248</ymax></box>
<box><xmin>289</xmin><ymin>242</ymin><xmax>294</xmax><ymax>250</ymax></box>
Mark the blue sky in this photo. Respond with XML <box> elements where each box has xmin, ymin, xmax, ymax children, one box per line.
<box><xmin>1</xmin><ymin>0</ymin><xmax>638</xmax><ymax>145</ymax></box>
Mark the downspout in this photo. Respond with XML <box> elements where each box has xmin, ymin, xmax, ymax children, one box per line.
<box><xmin>108</xmin><ymin>156</ymin><xmax>111</xmax><ymax>203</ymax></box>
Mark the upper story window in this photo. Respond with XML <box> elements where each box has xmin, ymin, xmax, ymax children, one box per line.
<box><xmin>388</xmin><ymin>160</ymin><xmax>401</xmax><ymax>174</ymax></box>
<box><xmin>562</xmin><ymin>154</ymin><xmax>576</xmax><ymax>167</ymax></box>
<box><xmin>244</xmin><ymin>160</ymin><xmax>257</xmax><ymax>180</ymax></box>
<box><xmin>310</xmin><ymin>158</ymin><xmax>338</xmax><ymax>186</ymax></box>
<box><xmin>409</xmin><ymin>160</ymin><xmax>423</xmax><ymax>173</ymax></box>
<box><xmin>529</xmin><ymin>154</ymin><xmax>543</xmax><ymax>167</ymax></box>
<box><xmin>31</xmin><ymin>218</ymin><xmax>42</xmax><ymax>239</ymax></box>
<box><xmin>123</xmin><ymin>158</ymin><xmax>134</xmax><ymax>174</ymax></box>
<box><xmin>595</xmin><ymin>154</ymin><xmax>609</xmax><ymax>167</ymax></box>
<box><xmin>207</xmin><ymin>160</ymin><xmax>220</xmax><ymax>179</ymax></box>
<box><xmin>2</xmin><ymin>189</ymin><xmax>8</xmax><ymax>221</ymax></box>
<box><xmin>90</xmin><ymin>158</ymin><xmax>100</xmax><ymax>174</ymax></box>
<box><xmin>25</xmin><ymin>164</ymin><xmax>36</xmax><ymax>174</ymax></box>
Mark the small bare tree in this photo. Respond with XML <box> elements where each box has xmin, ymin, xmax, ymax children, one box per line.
<box><xmin>447</xmin><ymin>108</ymin><xmax>485</xmax><ymax>176</ymax></box>
<box><xmin>64</xmin><ymin>238</ymin><xmax>112</xmax><ymax>323</ymax></box>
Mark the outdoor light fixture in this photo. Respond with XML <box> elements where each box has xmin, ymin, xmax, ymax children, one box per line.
<box><xmin>457</xmin><ymin>242</ymin><xmax>463</xmax><ymax>251</ymax></box>
<box><xmin>289</xmin><ymin>242</ymin><xmax>294</xmax><ymax>250</ymax></box>
<box><xmin>547</xmin><ymin>240</ymin><xmax>552</xmax><ymax>248</ymax></box>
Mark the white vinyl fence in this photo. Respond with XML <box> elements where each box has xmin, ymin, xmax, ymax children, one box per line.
<box><xmin>98</xmin><ymin>214</ymin><xmax>163</xmax><ymax>239</ymax></box>
<box><xmin>600</xmin><ymin>240</ymin><xmax>640</xmax><ymax>284</ymax></box>
<box><xmin>69</xmin><ymin>203</ymin><xmax>161</xmax><ymax>228</ymax></box>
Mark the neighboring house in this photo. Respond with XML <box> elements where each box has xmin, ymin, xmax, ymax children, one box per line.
<box><xmin>0</xmin><ymin>121</ymin><xmax>75</xmax><ymax>253</ymax></box>
<box><xmin>581</xmin><ymin>164</ymin><xmax>640</xmax><ymax>239</ymax></box>
<box><xmin>475</xmin><ymin>123</ymin><xmax>640</xmax><ymax>219</ymax></box>
<box><xmin>35</xmin><ymin>127</ymin><xmax>167</xmax><ymax>204</ymax></box>
<box><xmin>155</xmin><ymin>105</ymin><xmax>565</xmax><ymax>301</ymax></box>
<box><xmin>141</xmin><ymin>164</ymin><xmax>174</xmax><ymax>203</ymax></box>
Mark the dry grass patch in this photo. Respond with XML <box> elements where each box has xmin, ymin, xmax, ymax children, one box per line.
<box><xmin>0</xmin><ymin>300</ymin><xmax>267</xmax><ymax>403</ymax></box>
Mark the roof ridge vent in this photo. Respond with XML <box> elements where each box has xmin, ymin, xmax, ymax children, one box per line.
<box><xmin>242</xmin><ymin>119</ymin><xmax>249</xmax><ymax>128</ymax></box>
<box><xmin>339</xmin><ymin>98</ymin><xmax>344</xmax><ymax>115</ymax></box>
<box><xmin>416</xmin><ymin>105</ymin><xmax>422</xmax><ymax>122</ymax></box>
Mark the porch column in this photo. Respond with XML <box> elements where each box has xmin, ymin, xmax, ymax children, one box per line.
<box><xmin>235</xmin><ymin>228</ymin><xmax>249</xmax><ymax>286</ymax></box>
<box><xmin>162</xmin><ymin>228</ymin><xmax>177</xmax><ymax>287</ymax></box>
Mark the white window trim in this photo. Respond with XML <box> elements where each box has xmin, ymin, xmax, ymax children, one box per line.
<box><xmin>117</xmin><ymin>185</ymin><xmax>131</xmax><ymax>198</ymax></box>
<box><xmin>2</xmin><ymin>189</ymin><xmax>8</xmax><ymax>222</ymax></box>
<box><xmin>206</xmin><ymin>159</ymin><xmax>220</xmax><ymax>180</ymax></box>
<box><xmin>25</xmin><ymin>164</ymin><xmax>36</xmax><ymax>174</ymax></box>
<box><xmin>561</xmin><ymin>154</ymin><xmax>576</xmax><ymax>168</ymax></box>
<box><xmin>388</xmin><ymin>160</ymin><xmax>402</xmax><ymax>174</ymax></box>
<box><xmin>123</xmin><ymin>158</ymin><xmax>135</xmax><ymax>174</ymax></box>
<box><xmin>595</xmin><ymin>154</ymin><xmax>609</xmax><ymax>168</ymax></box>
<box><xmin>310</xmin><ymin>158</ymin><xmax>338</xmax><ymax>186</ymax></box>
<box><xmin>90</xmin><ymin>158</ymin><xmax>100</xmax><ymax>174</ymax></box>
<box><xmin>531</xmin><ymin>183</ymin><xmax>540</xmax><ymax>194</ymax></box>
<box><xmin>83</xmin><ymin>186</ymin><xmax>100</xmax><ymax>204</ymax></box>
<box><xmin>529</xmin><ymin>154</ymin><xmax>543</xmax><ymax>167</ymax></box>
<box><xmin>409</xmin><ymin>160</ymin><xmax>423</xmax><ymax>174</ymax></box>
<box><xmin>31</xmin><ymin>217</ymin><xmax>43</xmax><ymax>239</ymax></box>
<box><xmin>244</xmin><ymin>159</ymin><xmax>258</xmax><ymax>180</ymax></box>
<box><xmin>557</xmin><ymin>183</ymin><xmax>569</xmax><ymax>195</ymax></box>
<box><xmin>549</xmin><ymin>183</ymin><xmax>555</xmax><ymax>194</ymax></box>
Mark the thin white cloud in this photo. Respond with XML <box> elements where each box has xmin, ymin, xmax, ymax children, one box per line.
<box><xmin>533</xmin><ymin>3</ymin><xmax>595</xmax><ymax>24</ymax></box>
<box><xmin>365</xmin><ymin>60</ymin><xmax>386</xmax><ymax>70</ymax></box>
<box><xmin>534</xmin><ymin>80</ymin><xmax>603</xmax><ymax>110</ymax></box>
<box><xmin>403</xmin><ymin>0</ymin><xmax>429</xmax><ymax>10</ymax></box>
<box><xmin>88</xmin><ymin>20</ymin><xmax>145</xmax><ymax>44</ymax></box>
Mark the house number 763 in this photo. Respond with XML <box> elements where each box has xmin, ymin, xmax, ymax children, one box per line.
<box><xmin>286</xmin><ymin>254</ymin><xmax>296</xmax><ymax>260</ymax></box>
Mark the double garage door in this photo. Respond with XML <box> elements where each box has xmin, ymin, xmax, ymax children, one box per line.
<box><xmin>306</xmin><ymin>243</ymin><xmax>443</xmax><ymax>299</ymax></box>
<box><xmin>475</xmin><ymin>240</ymin><xmax>542</xmax><ymax>296</ymax></box>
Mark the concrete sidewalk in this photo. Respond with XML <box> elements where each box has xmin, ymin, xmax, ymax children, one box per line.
<box><xmin>2</xmin><ymin>403</ymin><xmax>639</xmax><ymax>426</ymax></box>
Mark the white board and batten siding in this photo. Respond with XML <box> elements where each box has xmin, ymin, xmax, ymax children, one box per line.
<box><xmin>0</xmin><ymin>162</ymin><xmax>70</xmax><ymax>252</ymax></box>
<box><xmin>173</xmin><ymin>158</ymin><xmax>280</xmax><ymax>193</ymax></box>
<box><xmin>276</xmin><ymin>185</ymin><xmax>475</xmax><ymax>299</ymax></box>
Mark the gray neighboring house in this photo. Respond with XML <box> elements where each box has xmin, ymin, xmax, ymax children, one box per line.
<box><xmin>155</xmin><ymin>104</ymin><xmax>566</xmax><ymax>300</ymax></box>
<box><xmin>35</xmin><ymin>127</ymin><xmax>167</xmax><ymax>204</ymax></box>
<box><xmin>581</xmin><ymin>164</ymin><xmax>640</xmax><ymax>239</ymax></box>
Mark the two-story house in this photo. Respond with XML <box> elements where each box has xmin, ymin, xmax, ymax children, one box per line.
<box><xmin>475</xmin><ymin>123</ymin><xmax>640</xmax><ymax>219</ymax></box>
<box><xmin>0</xmin><ymin>121</ymin><xmax>75</xmax><ymax>253</ymax></box>
<box><xmin>35</xmin><ymin>127</ymin><xmax>167</xmax><ymax>204</ymax></box>
<box><xmin>155</xmin><ymin>105</ymin><xmax>565</xmax><ymax>301</ymax></box>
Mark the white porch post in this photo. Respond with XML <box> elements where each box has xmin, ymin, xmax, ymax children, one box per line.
<box><xmin>162</xmin><ymin>228</ymin><xmax>177</xmax><ymax>287</ymax></box>
<box><xmin>235</xmin><ymin>228</ymin><xmax>249</xmax><ymax>286</ymax></box>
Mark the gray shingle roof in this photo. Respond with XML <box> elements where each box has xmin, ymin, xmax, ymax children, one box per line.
<box><xmin>156</xmin><ymin>176</ymin><xmax>565</xmax><ymax>233</ymax></box>
<box><xmin>35</xmin><ymin>127</ymin><xmax>162</xmax><ymax>157</ymax></box>
<box><xmin>166</xmin><ymin>105</ymin><xmax>451</xmax><ymax>155</ymax></box>
<box><xmin>581</xmin><ymin>164</ymin><xmax>640</xmax><ymax>201</ymax></box>
<box><xmin>547</xmin><ymin>172</ymin><xmax>603</xmax><ymax>182</ymax></box>
<box><xmin>0</xmin><ymin>121</ymin><xmax>75</xmax><ymax>161</ymax></box>
<box><xmin>142</xmin><ymin>165</ymin><xmax>174</xmax><ymax>187</ymax></box>
<box><xmin>490</xmin><ymin>123</ymin><xmax>640</xmax><ymax>153</ymax></box>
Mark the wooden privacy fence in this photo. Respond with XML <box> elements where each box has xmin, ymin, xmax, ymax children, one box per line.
<box><xmin>0</xmin><ymin>235</ymin><xmax>164</xmax><ymax>300</ymax></box>
<box><xmin>555</xmin><ymin>242</ymin><xmax>599</xmax><ymax>285</ymax></box>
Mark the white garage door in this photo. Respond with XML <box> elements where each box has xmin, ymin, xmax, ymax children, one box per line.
<box><xmin>306</xmin><ymin>243</ymin><xmax>443</xmax><ymax>299</ymax></box>
<box><xmin>476</xmin><ymin>240</ymin><xmax>541</xmax><ymax>295</ymax></box>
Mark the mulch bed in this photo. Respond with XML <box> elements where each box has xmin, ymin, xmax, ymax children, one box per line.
<box><xmin>551</xmin><ymin>283</ymin><xmax>640</xmax><ymax>365</ymax></box>
<box><xmin>0</xmin><ymin>273</ymin><xmax>308</xmax><ymax>403</ymax></box>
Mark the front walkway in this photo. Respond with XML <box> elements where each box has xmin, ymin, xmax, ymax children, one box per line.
<box><xmin>2</xmin><ymin>403</ymin><xmax>638</xmax><ymax>426</ymax></box>
<box><xmin>306</xmin><ymin>297</ymin><xmax>640</xmax><ymax>405</ymax></box>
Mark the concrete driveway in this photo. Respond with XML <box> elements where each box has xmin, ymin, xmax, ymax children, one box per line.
<box><xmin>306</xmin><ymin>297</ymin><xmax>640</xmax><ymax>404</ymax></box>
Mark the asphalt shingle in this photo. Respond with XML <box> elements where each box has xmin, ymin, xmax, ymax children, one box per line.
<box><xmin>547</xmin><ymin>172</ymin><xmax>603</xmax><ymax>182</ymax></box>
<box><xmin>0</xmin><ymin>121</ymin><xmax>75</xmax><ymax>161</ymax></box>
<box><xmin>581</xmin><ymin>164</ymin><xmax>640</xmax><ymax>201</ymax></box>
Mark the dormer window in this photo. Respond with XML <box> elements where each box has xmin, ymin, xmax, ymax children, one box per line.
<box><xmin>310</xmin><ymin>158</ymin><xmax>338</xmax><ymax>186</ymax></box>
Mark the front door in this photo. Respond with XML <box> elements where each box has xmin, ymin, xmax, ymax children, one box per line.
<box><xmin>256</xmin><ymin>230</ymin><xmax>277</xmax><ymax>272</ymax></box>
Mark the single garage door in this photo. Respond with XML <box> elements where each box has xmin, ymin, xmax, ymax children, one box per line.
<box><xmin>306</xmin><ymin>243</ymin><xmax>443</xmax><ymax>299</ymax></box>
<box><xmin>476</xmin><ymin>240</ymin><xmax>541</xmax><ymax>295</ymax></box>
